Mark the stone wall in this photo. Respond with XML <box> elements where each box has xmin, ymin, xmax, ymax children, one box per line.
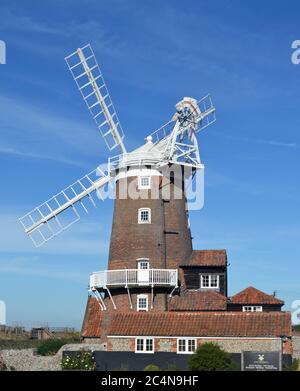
<box><xmin>108</xmin><ymin>338</ymin><xmax>131</xmax><ymax>352</ymax></box>
<box><xmin>107</xmin><ymin>336</ymin><xmax>283</xmax><ymax>354</ymax></box>
<box><xmin>198</xmin><ymin>338</ymin><xmax>281</xmax><ymax>353</ymax></box>
<box><xmin>292</xmin><ymin>336</ymin><xmax>300</xmax><ymax>359</ymax></box>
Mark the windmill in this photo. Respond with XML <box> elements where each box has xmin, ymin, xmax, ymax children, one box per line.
<box><xmin>19</xmin><ymin>44</ymin><xmax>216</xmax><ymax>248</ymax></box>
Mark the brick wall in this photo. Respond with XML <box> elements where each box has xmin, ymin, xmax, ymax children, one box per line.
<box><xmin>108</xmin><ymin>174</ymin><xmax>193</xmax><ymax>272</ymax></box>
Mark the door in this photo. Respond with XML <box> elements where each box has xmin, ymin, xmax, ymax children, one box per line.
<box><xmin>137</xmin><ymin>260</ymin><xmax>150</xmax><ymax>285</ymax></box>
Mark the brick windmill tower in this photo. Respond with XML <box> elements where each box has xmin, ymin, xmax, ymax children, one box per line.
<box><xmin>19</xmin><ymin>44</ymin><xmax>216</xmax><ymax>341</ymax></box>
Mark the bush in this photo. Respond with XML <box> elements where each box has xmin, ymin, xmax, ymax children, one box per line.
<box><xmin>188</xmin><ymin>343</ymin><xmax>238</xmax><ymax>371</ymax></box>
<box><xmin>61</xmin><ymin>350</ymin><xmax>95</xmax><ymax>371</ymax></box>
<box><xmin>283</xmin><ymin>358</ymin><xmax>299</xmax><ymax>371</ymax></box>
<box><xmin>36</xmin><ymin>339</ymin><xmax>68</xmax><ymax>356</ymax></box>
<box><xmin>144</xmin><ymin>364</ymin><xmax>160</xmax><ymax>371</ymax></box>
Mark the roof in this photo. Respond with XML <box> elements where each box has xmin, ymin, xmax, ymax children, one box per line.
<box><xmin>180</xmin><ymin>250</ymin><xmax>227</xmax><ymax>267</ymax></box>
<box><xmin>229</xmin><ymin>287</ymin><xmax>284</xmax><ymax>305</ymax></box>
<box><xmin>81</xmin><ymin>297</ymin><xmax>103</xmax><ymax>338</ymax></box>
<box><xmin>108</xmin><ymin>311</ymin><xmax>291</xmax><ymax>338</ymax></box>
<box><xmin>169</xmin><ymin>290</ymin><xmax>228</xmax><ymax>311</ymax></box>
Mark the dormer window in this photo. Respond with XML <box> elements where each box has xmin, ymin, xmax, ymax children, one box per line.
<box><xmin>242</xmin><ymin>306</ymin><xmax>262</xmax><ymax>312</ymax></box>
<box><xmin>200</xmin><ymin>274</ymin><xmax>219</xmax><ymax>289</ymax></box>
<box><xmin>139</xmin><ymin>176</ymin><xmax>151</xmax><ymax>189</ymax></box>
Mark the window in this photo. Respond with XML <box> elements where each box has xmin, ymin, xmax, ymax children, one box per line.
<box><xmin>135</xmin><ymin>338</ymin><xmax>154</xmax><ymax>353</ymax></box>
<box><xmin>139</xmin><ymin>176</ymin><xmax>151</xmax><ymax>189</ymax></box>
<box><xmin>137</xmin><ymin>294</ymin><xmax>148</xmax><ymax>312</ymax></box>
<box><xmin>242</xmin><ymin>306</ymin><xmax>263</xmax><ymax>312</ymax></box>
<box><xmin>138</xmin><ymin>208</ymin><xmax>151</xmax><ymax>224</ymax></box>
<box><xmin>177</xmin><ymin>338</ymin><xmax>197</xmax><ymax>354</ymax></box>
<box><xmin>200</xmin><ymin>274</ymin><xmax>219</xmax><ymax>289</ymax></box>
<box><xmin>138</xmin><ymin>260</ymin><xmax>149</xmax><ymax>270</ymax></box>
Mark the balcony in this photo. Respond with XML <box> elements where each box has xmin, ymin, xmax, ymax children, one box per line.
<box><xmin>90</xmin><ymin>268</ymin><xmax>178</xmax><ymax>290</ymax></box>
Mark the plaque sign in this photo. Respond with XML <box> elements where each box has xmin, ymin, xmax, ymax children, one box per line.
<box><xmin>242</xmin><ymin>351</ymin><xmax>281</xmax><ymax>371</ymax></box>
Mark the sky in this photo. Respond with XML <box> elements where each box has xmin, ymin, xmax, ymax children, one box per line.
<box><xmin>0</xmin><ymin>0</ymin><xmax>299</xmax><ymax>329</ymax></box>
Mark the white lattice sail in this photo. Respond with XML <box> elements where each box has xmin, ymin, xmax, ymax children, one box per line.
<box><xmin>65</xmin><ymin>44</ymin><xmax>126</xmax><ymax>153</ymax></box>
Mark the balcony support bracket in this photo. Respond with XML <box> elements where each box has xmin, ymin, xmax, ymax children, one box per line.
<box><xmin>90</xmin><ymin>288</ymin><xmax>106</xmax><ymax>311</ymax></box>
<box><xmin>151</xmin><ymin>285</ymin><xmax>154</xmax><ymax>309</ymax></box>
<box><xmin>127</xmin><ymin>287</ymin><xmax>133</xmax><ymax>309</ymax></box>
<box><xmin>105</xmin><ymin>286</ymin><xmax>117</xmax><ymax>310</ymax></box>
<box><xmin>169</xmin><ymin>285</ymin><xmax>178</xmax><ymax>298</ymax></box>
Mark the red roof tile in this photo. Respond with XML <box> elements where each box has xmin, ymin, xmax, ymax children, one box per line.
<box><xmin>169</xmin><ymin>290</ymin><xmax>228</xmax><ymax>311</ymax></box>
<box><xmin>230</xmin><ymin>287</ymin><xmax>284</xmax><ymax>305</ymax></box>
<box><xmin>108</xmin><ymin>311</ymin><xmax>291</xmax><ymax>337</ymax></box>
<box><xmin>181</xmin><ymin>250</ymin><xmax>227</xmax><ymax>267</ymax></box>
<box><xmin>81</xmin><ymin>297</ymin><xmax>103</xmax><ymax>338</ymax></box>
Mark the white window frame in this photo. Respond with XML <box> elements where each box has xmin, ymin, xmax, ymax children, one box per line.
<box><xmin>138</xmin><ymin>208</ymin><xmax>151</xmax><ymax>224</ymax></box>
<box><xmin>200</xmin><ymin>274</ymin><xmax>219</xmax><ymax>289</ymax></box>
<box><xmin>137</xmin><ymin>294</ymin><xmax>149</xmax><ymax>312</ymax></box>
<box><xmin>135</xmin><ymin>337</ymin><xmax>154</xmax><ymax>353</ymax></box>
<box><xmin>138</xmin><ymin>176</ymin><xmax>151</xmax><ymax>190</ymax></box>
<box><xmin>137</xmin><ymin>260</ymin><xmax>150</xmax><ymax>270</ymax></box>
<box><xmin>242</xmin><ymin>306</ymin><xmax>263</xmax><ymax>312</ymax></box>
<box><xmin>177</xmin><ymin>338</ymin><xmax>197</xmax><ymax>354</ymax></box>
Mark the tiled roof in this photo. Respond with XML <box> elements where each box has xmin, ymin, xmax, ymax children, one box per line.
<box><xmin>81</xmin><ymin>297</ymin><xmax>103</xmax><ymax>338</ymax></box>
<box><xmin>108</xmin><ymin>311</ymin><xmax>291</xmax><ymax>337</ymax></box>
<box><xmin>181</xmin><ymin>250</ymin><xmax>227</xmax><ymax>267</ymax></box>
<box><xmin>230</xmin><ymin>287</ymin><xmax>284</xmax><ymax>305</ymax></box>
<box><xmin>169</xmin><ymin>290</ymin><xmax>228</xmax><ymax>311</ymax></box>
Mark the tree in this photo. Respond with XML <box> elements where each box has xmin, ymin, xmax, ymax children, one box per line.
<box><xmin>188</xmin><ymin>342</ymin><xmax>238</xmax><ymax>371</ymax></box>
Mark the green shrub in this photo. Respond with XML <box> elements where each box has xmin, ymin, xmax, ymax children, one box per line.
<box><xmin>283</xmin><ymin>358</ymin><xmax>299</xmax><ymax>371</ymax></box>
<box><xmin>188</xmin><ymin>343</ymin><xmax>238</xmax><ymax>371</ymax></box>
<box><xmin>144</xmin><ymin>364</ymin><xmax>160</xmax><ymax>371</ymax></box>
<box><xmin>61</xmin><ymin>350</ymin><xmax>95</xmax><ymax>371</ymax></box>
<box><xmin>36</xmin><ymin>339</ymin><xmax>68</xmax><ymax>356</ymax></box>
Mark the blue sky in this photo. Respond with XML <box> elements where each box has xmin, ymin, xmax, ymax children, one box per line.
<box><xmin>0</xmin><ymin>0</ymin><xmax>299</xmax><ymax>329</ymax></box>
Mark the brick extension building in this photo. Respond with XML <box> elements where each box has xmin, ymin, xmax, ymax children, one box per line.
<box><xmin>81</xmin><ymin>138</ymin><xmax>292</xmax><ymax>362</ymax></box>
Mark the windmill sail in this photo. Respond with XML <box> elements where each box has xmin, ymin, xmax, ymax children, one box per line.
<box><xmin>65</xmin><ymin>44</ymin><xmax>126</xmax><ymax>153</ymax></box>
<box><xmin>19</xmin><ymin>166</ymin><xmax>112</xmax><ymax>247</ymax></box>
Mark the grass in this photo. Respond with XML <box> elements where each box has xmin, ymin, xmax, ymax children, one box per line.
<box><xmin>0</xmin><ymin>337</ymin><xmax>80</xmax><ymax>353</ymax></box>
<box><xmin>36</xmin><ymin>339</ymin><xmax>79</xmax><ymax>356</ymax></box>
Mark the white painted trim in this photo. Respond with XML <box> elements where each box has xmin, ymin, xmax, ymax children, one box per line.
<box><xmin>138</xmin><ymin>208</ymin><xmax>151</xmax><ymax>224</ymax></box>
<box><xmin>135</xmin><ymin>337</ymin><xmax>154</xmax><ymax>353</ymax></box>
<box><xmin>138</xmin><ymin>175</ymin><xmax>151</xmax><ymax>190</ymax></box>
<box><xmin>200</xmin><ymin>274</ymin><xmax>219</xmax><ymax>289</ymax></box>
<box><xmin>242</xmin><ymin>306</ymin><xmax>263</xmax><ymax>312</ymax></box>
<box><xmin>137</xmin><ymin>294</ymin><xmax>149</xmax><ymax>312</ymax></box>
<box><xmin>116</xmin><ymin>168</ymin><xmax>162</xmax><ymax>181</ymax></box>
<box><xmin>137</xmin><ymin>260</ymin><xmax>150</xmax><ymax>269</ymax></box>
<box><xmin>177</xmin><ymin>338</ymin><xmax>197</xmax><ymax>354</ymax></box>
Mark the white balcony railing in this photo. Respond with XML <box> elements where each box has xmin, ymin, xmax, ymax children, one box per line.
<box><xmin>90</xmin><ymin>268</ymin><xmax>178</xmax><ymax>289</ymax></box>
